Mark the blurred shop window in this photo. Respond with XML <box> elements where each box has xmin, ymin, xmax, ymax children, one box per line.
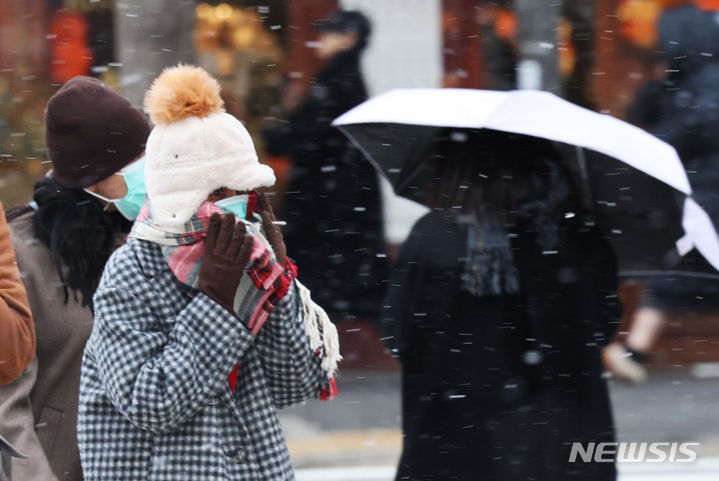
<box><xmin>615</xmin><ymin>0</ymin><xmax>719</xmax><ymax>51</ymax></box>
<box><xmin>195</xmin><ymin>2</ymin><xmax>285</xmax><ymax>139</ymax></box>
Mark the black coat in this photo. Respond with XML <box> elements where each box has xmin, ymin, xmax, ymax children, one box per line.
<box><xmin>381</xmin><ymin>213</ymin><xmax>621</xmax><ymax>481</ymax></box>
<box><xmin>264</xmin><ymin>49</ymin><xmax>387</xmax><ymax>319</ymax></box>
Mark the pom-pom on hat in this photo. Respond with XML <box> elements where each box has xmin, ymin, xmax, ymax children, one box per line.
<box><xmin>143</xmin><ymin>64</ymin><xmax>275</xmax><ymax>226</ymax></box>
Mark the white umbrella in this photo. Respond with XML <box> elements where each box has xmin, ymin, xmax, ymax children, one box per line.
<box><xmin>333</xmin><ymin>88</ymin><xmax>719</xmax><ymax>274</ymax></box>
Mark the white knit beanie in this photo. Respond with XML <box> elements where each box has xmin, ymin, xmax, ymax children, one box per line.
<box><xmin>143</xmin><ymin>64</ymin><xmax>275</xmax><ymax>226</ymax></box>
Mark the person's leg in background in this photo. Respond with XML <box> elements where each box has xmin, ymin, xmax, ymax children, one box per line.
<box><xmin>605</xmin><ymin>306</ymin><xmax>665</xmax><ymax>383</ymax></box>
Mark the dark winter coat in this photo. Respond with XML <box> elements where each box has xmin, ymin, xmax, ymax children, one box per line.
<box><xmin>381</xmin><ymin>213</ymin><xmax>621</xmax><ymax>481</ymax></box>
<box><xmin>263</xmin><ymin>49</ymin><xmax>387</xmax><ymax>320</ymax></box>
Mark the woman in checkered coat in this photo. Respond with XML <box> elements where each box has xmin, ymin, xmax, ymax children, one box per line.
<box><xmin>77</xmin><ymin>66</ymin><xmax>340</xmax><ymax>480</ymax></box>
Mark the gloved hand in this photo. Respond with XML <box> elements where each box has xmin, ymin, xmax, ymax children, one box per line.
<box><xmin>198</xmin><ymin>213</ymin><xmax>253</xmax><ymax>315</ymax></box>
<box><xmin>256</xmin><ymin>193</ymin><xmax>286</xmax><ymax>266</ymax></box>
<box><xmin>255</xmin><ymin>193</ymin><xmax>298</xmax><ymax>304</ymax></box>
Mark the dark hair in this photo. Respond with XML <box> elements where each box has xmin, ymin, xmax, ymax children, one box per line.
<box><xmin>318</xmin><ymin>10</ymin><xmax>371</xmax><ymax>51</ymax></box>
<box><xmin>30</xmin><ymin>176</ymin><xmax>130</xmax><ymax>309</ymax></box>
<box><xmin>428</xmin><ymin>129</ymin><xmax>580</xmax><ymax>225</ymax></box>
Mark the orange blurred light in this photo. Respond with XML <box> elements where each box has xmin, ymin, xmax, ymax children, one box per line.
<box><xmin>696</xmin><ymin>0</ymin><xmax>719</xmax><ymax>10</ymax></box>
<box><xmin>216</xmin><ymin>3</ymin><xmax>232</xmax><ymax>21</ymax></box>
<box><xmin>492</xmin><ymin>8</ymin><xmax>517</xmax><ymax>42</ymax></box>
<box><xmin>558</xmin><ymin>18</ymin><xmax>576</xmax><ymax>78</ymax></box>
<box><xmin>49</xmin><ymin>11</ymin><xmax>92</xmax><ymax>83</ymax></box>
<box><xmin>617</xmin><ymin>0</ymin><xmax>662</xmax><ymax>48</ymax></box>
<box><xmin>196</xmin><ymin>3</ymin><xmax>213</xmax><ymax>21</ymax></box>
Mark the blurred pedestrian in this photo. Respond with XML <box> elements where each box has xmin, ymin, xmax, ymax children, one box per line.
<box><xmin>382</xmin><ymin>131</ymin><xmax>621</xmax><ymax>480</ymax></box>
<box><xmin>607</xmin><ymin>2</ymin><xmax>719</xmax><ymax>382</ymax></box>
<box><xmin>0</xmin><ymin>204</ymin><xmax>34</xmax><ymax>387</ymax></box>
<box><xmin>0</xmin><ymin>76</ymin><xmax>150</xmax><ymax>481</ymax></box>
<box><xmin>263</xmin><ymin>9</ymin><xmax>387</xmax><ymax>320</ymax></box>
<box><xmin>77</xmin><ymin>65</ymin><xmax>339</xmax><ymax>480</ymax></box>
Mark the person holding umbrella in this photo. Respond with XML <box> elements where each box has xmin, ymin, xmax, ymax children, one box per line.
<box><xmin>380</xmin><ymin>130</ymin><xmax>620</xmax><ymax>480</ymax></box>
<box><xmin>335</xmin><ymin>85</ymin><xmax>719</xmax><ymax>480</ymax></box>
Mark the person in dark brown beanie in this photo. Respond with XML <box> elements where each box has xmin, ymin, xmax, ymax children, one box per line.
<box><xmin>46</xmin><ymin>76</ymin><xmax>150</xmax><ymax>189</ymax></box>
<box><xmin>0</xmin><ymin>75</ymin><xmax>150</xmax><ymax>481</ymax></box>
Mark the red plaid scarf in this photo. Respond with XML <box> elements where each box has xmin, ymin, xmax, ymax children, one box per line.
<box><xmin>130</xmin><ymin>195</ymin><xmax>297</xmax><ymax>391</ymax></box>
<box><xmin>129</xmin><ymin>198</ymin><xmax>335</xmax><ymax>399</ymax></box>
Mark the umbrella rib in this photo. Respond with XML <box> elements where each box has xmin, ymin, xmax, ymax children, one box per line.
<box><xmin>337</xmin><ymin>125</ymin><xmax>383</xmax><ymax>174</ymax></box>
<box><xmin>619</xmin><ymin>269</ymin><xmax>719</xmax><ymax>280</ymax></box>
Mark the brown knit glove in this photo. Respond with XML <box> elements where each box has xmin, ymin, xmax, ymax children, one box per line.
<box><xmin>256</xmin><ymin>193</ymin><xmax>287</xmax><ymax>266</ymax></box>
<box><xmin>198</xmin><ymin>213</ymin><xmax>253</xmax><ymax>314</ymax></box>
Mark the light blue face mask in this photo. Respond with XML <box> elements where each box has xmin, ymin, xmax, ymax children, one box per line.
<box><xmin>84</xmin><ymin>155</ymin><xmax>147</xmax><ymax>221</ymax></box>
<box><xmin>214</xmin><ymin>194</ymin><xmax>249</xmax><ymax>220</ymax></box>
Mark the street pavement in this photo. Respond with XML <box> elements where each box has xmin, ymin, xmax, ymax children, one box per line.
<box><xmin>280</xmin><ymin>366</ymin><xmax>719</xmax><ymax>480</ymax></box>
<box><xmin>292</xmin><ymin>459</ymin><xmax>719</xmax><ymax>481</ymax></box>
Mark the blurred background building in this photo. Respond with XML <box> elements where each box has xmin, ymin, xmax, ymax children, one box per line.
<box><xmin>3</xmin><ymin>0</ymin><xmax>719</xmax><ymax>369</ymax></box>
<box><xmin>3</xmin><ymin>0</ymin><xmax>704</xmax><ymax>204</ymax></box>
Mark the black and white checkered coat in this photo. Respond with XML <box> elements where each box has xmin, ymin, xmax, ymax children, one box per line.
<box><xmin>78</xmin><ymin>238</ymin><xmax>330</xmax><ymax>480</ymax></box>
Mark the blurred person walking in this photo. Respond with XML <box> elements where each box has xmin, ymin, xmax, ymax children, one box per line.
<box><xmin>0</xmin><ymin>76</ymin><xmax>150</xmax><ymax>480</ymax></box>
<box><xmin>77</xmin><ymin>65</ymin><xmax>339</xmax><ymax>480</ymax></box>
<box><xmin>381</xmin><ymin>131</ymin><xmax>620</xmax><ymax>480</ymax></box>
<box><xmin>607</xmin><ymin>1</ymin><xmax>719</xmax><ymax>382</ymax></box>
<box><xmin>263</xmin><ymin>9</ymin><xmax>387</xmax><ymax>320</ymax></box>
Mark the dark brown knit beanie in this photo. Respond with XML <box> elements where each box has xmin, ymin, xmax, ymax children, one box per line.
<box><xmin>45</xmin><ymin>76</ymin><xmax>151</xmax><ymax>189</ymax></box>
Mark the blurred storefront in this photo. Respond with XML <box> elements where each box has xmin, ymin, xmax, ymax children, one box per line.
<box><xmin>0</xmin><ymin>0</ymin><xmax>117</xmax><ymax>206</ymax></box>
<box><xmin>1</xmin><ymin>0</ymin><xmax>717</xmax><ymax>204</ymax></box>
<box><xmin>2</xmin><ymin>0</ymin><xmax>719</xmax><ymax>369</ymax></box>
<box><xmin>195</xmin><ymin>2</ymin><xmax>284</xmax><ymax>133</ymax></box>
<box><xmin>0</xmin><ymin>0</ymin><xmax>336</xmax><ymax>206</ymax></box>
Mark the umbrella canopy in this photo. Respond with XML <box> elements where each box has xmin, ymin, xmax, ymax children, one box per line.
<box><xmin>333</xmin><ymin>88</ymin><xmax>719</xmax><ymax>275</ymax></box>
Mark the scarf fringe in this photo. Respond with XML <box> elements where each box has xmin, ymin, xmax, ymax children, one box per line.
<box><xmin>295</xmin><ymin>279</ymin><xmax>341</xmax><ymax>378</ymax></box>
